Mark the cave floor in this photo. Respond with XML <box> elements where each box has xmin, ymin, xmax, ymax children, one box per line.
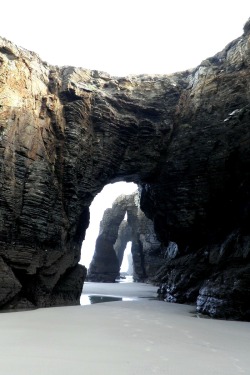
<box><xmin>0</xmin><ymin>283</ymin><xmax>249</xmax><ymax>375</ymax></box>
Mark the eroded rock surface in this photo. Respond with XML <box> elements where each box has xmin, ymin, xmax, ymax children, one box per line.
<box><xmin>0</xmin><ymin>19</ymin><xmax>250</xmax><ymax>318</ymax></box>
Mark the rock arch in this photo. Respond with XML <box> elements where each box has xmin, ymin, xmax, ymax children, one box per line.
<box><xmin>87</xmin><ymin>191</ymin><xmax>162</xmax><ymax>282</ymax></box>
<box><xmin>0</xmin><ymin>20</ymin><xmax>250</xmax><ymax>318</ymax></box>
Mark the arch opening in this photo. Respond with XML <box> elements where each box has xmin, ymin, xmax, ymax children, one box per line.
<box><xmin>80</xmin><ymin>182</ymin><xmax>137</xmax><ymax>271</ymax></box>
<box><xmin>120</xmin><ymin>241</ymin><xmax>133</xmax><ymax>277</ymax></box>
<box><xmin>85</xmin><ymin>185</ymin><xmax>164</xmax><ymax>284</ymax></box>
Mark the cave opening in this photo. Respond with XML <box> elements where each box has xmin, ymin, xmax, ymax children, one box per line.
<box><xmin>80</xmin><ymin>181</ymin><xmax>137</xmax><ymax>278</ymax></box>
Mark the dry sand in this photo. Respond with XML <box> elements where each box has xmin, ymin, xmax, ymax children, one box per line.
<box><xmin>0</xmin><ymin>282</ymin><xmax>249</xmax><ymax>375</ymax></box>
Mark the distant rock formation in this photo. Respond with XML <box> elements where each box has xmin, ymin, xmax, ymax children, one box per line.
<box><xmin>0</xmin><ymin>19</ymin><xmax>250</xmax><ymax>319</ymax></box>
<box><xmin>114</xmin><ymin>220</ymin><xmax>132</xmax><ymax>270</ymax></box>
<box><xmin>87</xmin><ymin>191</ymin><xmax>163</xmax><ymax>282</ymax></box>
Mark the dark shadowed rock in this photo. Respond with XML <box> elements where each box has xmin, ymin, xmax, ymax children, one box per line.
<box><xmin>87</xmin><ymin>195</ymin><xmax>128</xmax><ymax>282</ymax></box>
<box><xmin>0</xmin><ymin>18</ymin><xmax>250</xmax><ymax>318</ymax></box>
<box><xmin>0</xmin><ymin>257</ymin><xmax>22</xmax><ymax>306</ymax></box>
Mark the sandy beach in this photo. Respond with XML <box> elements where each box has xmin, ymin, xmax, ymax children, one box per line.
<box><xmin>0</xmin><ymin>281</ymin><xmax>249</xmax><ymax>375</ymax></box>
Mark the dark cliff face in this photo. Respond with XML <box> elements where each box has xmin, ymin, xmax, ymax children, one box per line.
<box><xmin>0</xmin><ymin>19</ymin><xmax>250</xmax><ymax>319</ymax></box>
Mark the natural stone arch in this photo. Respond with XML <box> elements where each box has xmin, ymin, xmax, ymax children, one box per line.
<box><xmin>0</xmin><ymin>21</ymin><xmax>250</xmax><ymax>319</ymax></box>
<box><xmin>88</xmin><ymin>191</ymin><xmax>193</xmax><ymax>285</ymax></box>
<box><xmin>87</xmin><ymin>191</ymin><xmax>162</xmax><ymax>282</ymax></box>
<box><xmin>0</xmin><ymin>38</ymin><xmax>178</xmax><ymax>308</ymax></box>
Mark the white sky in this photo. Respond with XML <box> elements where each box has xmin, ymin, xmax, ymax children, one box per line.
<box><xmin>0</xmin><ymin>0</ymin><xmax>249</xmax><ymax>76</ymax></box>
<box><xmin>1</xmin><ymin>1</ymin><xmax>249</xmax><ymax>268</ymax></box>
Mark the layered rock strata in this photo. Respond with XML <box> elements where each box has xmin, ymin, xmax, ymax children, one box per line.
<box><xmin>0</xmin><ymin>19</ymin><xmax>250</xmax><ymax>318</ymax></box>
<box><xmin>87</xmin><ymin>192</ymin><xmax>162</xmax><ymax>282</ymax></box>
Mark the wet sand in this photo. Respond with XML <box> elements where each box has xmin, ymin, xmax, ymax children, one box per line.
<box><xmin>81</xmin><ymin>280</ymin><xmax>158</xmax><ymax>302</ymax></box>
<box><xmin>0</xmin><ymin>282</ymin><xmax>249</xmax><ymax>374</ymax></box>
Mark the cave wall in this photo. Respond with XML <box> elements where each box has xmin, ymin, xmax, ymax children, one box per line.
<box><xmin>140</xmin><ymin>21</ymin><xmax>250</xmax><ymax>319</ymax></box>
<box><xmin>0</xmin><ymin>19</ymin><xmax>250</xmax><ymax>318</ymax></box>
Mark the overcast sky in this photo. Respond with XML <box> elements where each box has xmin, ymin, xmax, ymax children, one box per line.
<box><xmin>1</xmin><ymin>0</ymin><xmax>249</xmax><ymax>268</ymax></box>
<box><xmin>1</xmin><ymin>0</ymin><xmax>249</xmax><ymax>76</ymax></box>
